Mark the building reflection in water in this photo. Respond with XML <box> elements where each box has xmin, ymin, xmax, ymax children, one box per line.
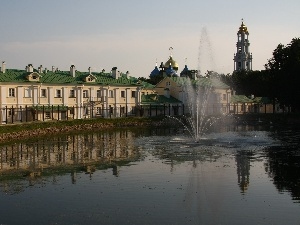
<box><xmin>0</xmin><ymin>130</ymin><xmax>139</xmax><ymax>181</ymax></box>
<box><xmin>235</xmin><ymin>150</ymin><xmax>253</xmax><ymax>193</ymax></box>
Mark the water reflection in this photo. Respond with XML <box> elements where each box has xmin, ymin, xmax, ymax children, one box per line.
<box><xmin>265</xmin><ymin>126</ymin><xmax>300</xmax><ymax>203</ymax></box>
<box><xmin>0</xmin><ymin>130</ymin><xmax>140</xmax><ymax>194</ymax></box>
<box><xmin>0</xmin><ymin>125</ymin><xmax>300</xmax><ymax>201</ymax></box>
<box><xmin>1</xmin><ymin>126</ymin><xmax>300</xmax><ymax>224</ymax></box>
<box><xmin>236</xmin><ymin>150</ymin><xmax>252</xmax><ymax>193</ymax></box>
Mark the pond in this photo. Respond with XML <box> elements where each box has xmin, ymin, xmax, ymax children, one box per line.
<box><xmin>0</xmin><ymin>122</ymin><xmax>300</xmax><ymax>225</ymax></box>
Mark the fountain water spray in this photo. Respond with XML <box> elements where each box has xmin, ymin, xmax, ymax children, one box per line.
<box><xmin>183</xmin><ymin>77</ymin><xmax>222</xmax><ymax>141</ymax></box>
<box><xmin>168</xmin><ymin>27</ymin><xmax>221</xmax><ymax>141</ymax></box>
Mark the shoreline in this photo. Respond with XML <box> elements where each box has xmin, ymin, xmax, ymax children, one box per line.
<box><xmin>0</xmin><ymin>114</ymin><xmax>299</xmax><ymax>144</ymax></box>
<box><xmin>0</xmin><ymin>117</ymin><xmax>163</xmax><ymax>144</ymax></box>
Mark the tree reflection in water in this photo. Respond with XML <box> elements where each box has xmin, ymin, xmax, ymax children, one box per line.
<box><xmin>0</xmin><ymin>126</ymin><xmax>300</xmax><ymax>224</ymax></box>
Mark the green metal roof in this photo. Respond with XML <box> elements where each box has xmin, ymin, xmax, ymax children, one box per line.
<box><xmin>231</xmin><ymin>95</ymin><xmax>272</xmax><ymax>104</ymax></box>
<box><xmin>0</xmin><ymin>69</ymin><xmax>145</xmax><ymax>86</ymax></box>
<box><xmin>168</xmin><ymin>77</ymin><xmax>230</xmax><ymax>89</ymax></box>
<box><xmin>141</xmin><ymin>94</ymin><xmax>182</xmax><ymax>105</ymax></box>
<box><xmin>230</xmin><ymin>95</ymin><xmax>253</xmax><ymax>103</ymax></box>
<box><xmin>252</xmin><ymin>97</ymin><xmax>271</xmax><ymax>104</ymax></box>
<box><xmin>139</xmin><ymin>81</ymin><xmax>155</xmax><ymax>89</ymax></box>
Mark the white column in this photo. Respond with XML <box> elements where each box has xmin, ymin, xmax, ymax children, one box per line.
<box><xmin>48</xmin><ymin>87</ymin><xmax>54</xmax><ymax>105</ymax></box>
<box><xmin>125</xmin><ymin>88</ymin><xmax>130</xmax><ymax>115</ymax></box>
<box><xmin>103</xmin><ymin>88</ymin><xmax>108</xmax><ymax>118</ymax></box>
<box><xmin>0</xmin><ymin>86</ymin><xmax>7</xmax><ymax>107</ymax></box>
<box><xmin>76</xmin><ymin>86</ymin><xmax>83</xmax><ymax>119</ymax></box>
<box><xmin>17</xmin><ymin>86</ymin><xmax>23</xmax><ymax>106</ymax></box>
<box><xmin>33</xmin><ymin>86</ymin><xmax>38</xmax><ymax>105</ymax></box>
<box><xmin>62</xmin><ymin>87</ymin><xmax>68</xmax><ymax>106</ymax></box>
<box><xmin>88</xmin><ymin>87</ymin><xmax>93</xmax><ymax>101</ymax></box>
<box><xmin>114</xmin><ymin>88</ymin><xmax>119</xmax><ymax>117</ymax></box>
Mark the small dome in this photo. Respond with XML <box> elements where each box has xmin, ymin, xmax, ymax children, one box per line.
<box><xmin>165</xmin><ymin>64</ymin><xmax>177</xmax><ymax>77</ymax></box>
<box><xmin>180</xmin><ymin>65</ymin><xmax>189</xmax><ymax>75</ymax></box>
<box><xmin>238</xmin><ymin>21</ymin><xmax>249</xmax><ymax>34</ymax></box>
<box><xmin>164</xmin><ymin>56</ymin><xmax>179</xmax><ymax>70</ymax></box>
<box><xmin>150</xmin><ymin>66</ymin><xmax>160</xmax><ymax>78</ymax></box>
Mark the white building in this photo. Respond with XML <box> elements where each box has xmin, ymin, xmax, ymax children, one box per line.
<box><xmin>0</xmin><ymin>62</ymin><xmax>156</xmax><ymax>123</ymax></box>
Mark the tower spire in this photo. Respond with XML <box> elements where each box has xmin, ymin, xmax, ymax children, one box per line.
<box><xmin>233</xmin><ymin>20</ymin><xmax>253</xmax><ymax>71</ymax></box>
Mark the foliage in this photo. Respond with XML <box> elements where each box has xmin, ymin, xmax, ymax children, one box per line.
<box><xmin>265</xmin><ymin>38</ymin><xmax>300</xmax><ymax>111</ymax></box>
<box><xmin>220</xmin><ymin>38</ymin><xmax>300</xmax><ymax>112</ymax></box>
<box><xmin>138</xmin><ymin>73</ymin><xmax>164</xmax><ymax>85</ymax></box>
<box><xmin>0</xmin><ymin>117</ymin><xmax>161</xmax><ymax>135</ymax></box>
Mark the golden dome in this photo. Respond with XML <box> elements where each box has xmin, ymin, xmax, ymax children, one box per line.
<box><xmin>164</xmin><ymin>56</ymin><xmax>179</xmax><ymax>69</ymax></box>
<box><xmin>238</xmin><ymin>21</ymin><xmax>249</xmax><ymax>34</ymax></box>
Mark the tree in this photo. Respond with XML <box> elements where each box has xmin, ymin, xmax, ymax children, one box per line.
<box><xmin>265</xmin><ymin>38</ymin><xmax>300</xmax><ymax>111</ymax></box>
<box><xmin>221</xmin><ymin>70</ymin><xmax>269</xmax><ymax>97</ymax></box>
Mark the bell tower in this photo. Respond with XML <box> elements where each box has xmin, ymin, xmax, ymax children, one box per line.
<box><xmin>233</xmin><ymin>19</ymin><xmax>253</xmax><ymax>71</ymax></box>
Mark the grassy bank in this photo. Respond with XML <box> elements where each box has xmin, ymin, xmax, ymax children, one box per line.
<box><xmin>0</xmin><ymin>116</ymin><xmax>165</xmax><ymax>144</ymax></box>
<box><xmin>1</xmin><ymin>113</ymin><xmax>299</xmax><ymax>144</ymax></box>
<box><xmin>234</xmin><ymin>113</ymin><xmax>300</xmax><ymax>125</ymax></box>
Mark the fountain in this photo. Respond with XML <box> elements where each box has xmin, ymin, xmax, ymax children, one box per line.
<box><xmin>168</xmin><ymin>77</ymin><xmax>221</xmax><ymax>142</ymax></box>
<box><xmin>182</xmin><ymin>77</ymin><xmax>220</xmax><ymax>141</ymax></box>
<box><xmin>168</xmin><ymin>27</ymin><xmax>223</xmax><ymax>142</ymax></box>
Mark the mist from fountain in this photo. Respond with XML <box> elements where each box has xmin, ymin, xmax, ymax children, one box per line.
<box><xmin>183</xmin><ymin>79</ymin><xmax>218</xmax><ymax>141</ymax></box>
<box><xmin>171</xmin><ymin>27</ymin><xmax>222</xmax><ymax>142</ymax></box>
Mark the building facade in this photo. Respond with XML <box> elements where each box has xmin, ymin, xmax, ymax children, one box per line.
<box><xmin>0</xmin><ymin>62</ymin><xmax>156</xmax><ymax>123</ymax></box>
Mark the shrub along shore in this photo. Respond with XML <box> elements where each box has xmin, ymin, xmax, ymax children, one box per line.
<box><xmin>0</xmin><ymin>117</ymin><xmax>164</xmax><ymax>144</ymax></box>
<box><xmin>0</xmin><ymin>113</ymin><xmax>299</xmax><ymax>144</ymax></box>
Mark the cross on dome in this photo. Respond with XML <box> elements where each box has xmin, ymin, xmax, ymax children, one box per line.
<box><xmin>169</xmin><ymin>47</ymin><xmax>173</xmax><ymax>57</ymax></box>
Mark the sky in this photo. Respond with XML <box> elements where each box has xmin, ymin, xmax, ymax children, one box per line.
<box><xmin>0</xmin><ymin>0</ymin><xmax>300</xmax><ymax>78</ymax></box>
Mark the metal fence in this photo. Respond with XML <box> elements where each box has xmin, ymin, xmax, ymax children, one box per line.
<box><xmin>0</xmin><ymin>104</ymin><xmax>185</xmax><ymax>124</ymax></box>
<box><xmin>0</xmin><ymin>102</ymin><xmax>278</xmax><ymax>125</ymax></box>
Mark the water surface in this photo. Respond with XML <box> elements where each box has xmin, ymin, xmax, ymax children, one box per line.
<box><xmin>0</xmin><ymin>125</ymin><xmax>300</xmax><ymax>225</ymax></box>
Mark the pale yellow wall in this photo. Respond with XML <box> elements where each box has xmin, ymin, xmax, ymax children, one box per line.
<box><xmin>0</xmin><ymin>82</ymin><xmax>148</xmax><ymax>120</ymax></box>
<box><xmin>0</xmin><ymin>131</ymin><xmax>136</xmax><ymax>171</ymax></box>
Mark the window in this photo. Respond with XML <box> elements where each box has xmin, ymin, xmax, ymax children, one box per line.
<box><xmin>166</xmin><ymin>81</ymin><xmax>171</xmax><ymax>86</ymax></box>
<box><xmin>241</xmin><ymin>104</ymin><xmax>245</xmax><ymax>112</ymax></box>
<box><xmin>120</xmin><ymin>107</ymin><xmax>125</xmax><ymax>115</ymax></box>
<box><xmin>41</xmin><ymin>89</ymin><xmax>47</xmax><ymax>97</ymax></box>
<box><xmin>24</xmin><ymin>88</ymin><xmax>32</xmax><ymax>98</ymax></box>
<box><xmin>69</xmin><ymin>108</ymin><xmax>74</xmax><ymax>115</ymax></box>
<box><xmin>45</xmin><ymin>112</ymin><xmax>51</xmax><ymax>119</ymax></box>
<box><xmin>131</xmin><ymin>106</ymin><xmax>137</xmax><ymax>114</ymax></box>
<box><xmin>85</xmin><ymin>107</ymin><xmax>89</xmax><ymax>115</ymax></box>
<box><xmin>56</xmin><ymin>89</ymin><xmax>61</xmax><ymax>98</ymax></box>
<box><xmin>69</xmin><ymin>90</ymin><xmax>75</xmax><ymax>98</ymax></box>
<box><xmin>223</xmin><ymin>94</ymin><xmax>227</xmax><ymax>101</ymax></box>
<box><xmin>8</xmin><ymin>88</ymin><xmax>15</xmax><ymax>97</ymax></box>
<box><xmin>8</xmin><ymin>108</ymin><xmax>15</xmax><ymax>116</ymax></box>
<box><xmin>121</xmin><ymin>91</ymin><xmax>125</xmax><ymax>98</ymax></box>
<box><xmin>96</xmin><ymin>90</ymin><xmax>101</xmax><ymax>98</ymax></box>
<box><xmin>109</xmin><ymin>106</ymin><xmax>113</xmax><ymax>114</ymax></box>
<box><xmin>96</xmin><ymin>107</ymin><xmax>102</xmax><ymax>115</ymax></box>
<box><xmin>83</xmin><ymin>90</ymin><xmax>88</xmax><ymax>98</ymax></box>
<box><xmin>131</xmin><ymin>91</ymin><xmax>136</xmax><ymax>98</ymax></box>
<box><xmin>109</xmin><ymin>90</ymin><xmax>114</xmax><ymax>98</ymax></box>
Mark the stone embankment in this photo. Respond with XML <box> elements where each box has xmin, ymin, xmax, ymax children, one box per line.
<box><xmin>0</xmin><ymin>120</ymin><xmax>161</xmax><ymax>144</ymax></box>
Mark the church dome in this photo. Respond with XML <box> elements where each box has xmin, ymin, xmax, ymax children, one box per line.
<box><xmin>150</xmin><ymin>65</ymin><xmax>160</xmax><ymax>78</ymax></box>
<box><xmin>164</xmin><ymin>56</ymin><xmax>179</xmax><ymax>70</ymax></box>
<box><xmin>180</xmin><ymin>65</ymin><xmax>189</xmax><ymax>77</ymax></box>
<box><xmin>238</xmin><ymin>21</ymin><xmax>249</xmax><ymax>34</ymax></box>
<box><xmin>165</xmin><ymin>64</ymin><xmax>178</xmax><ymax>77</ymax></box>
